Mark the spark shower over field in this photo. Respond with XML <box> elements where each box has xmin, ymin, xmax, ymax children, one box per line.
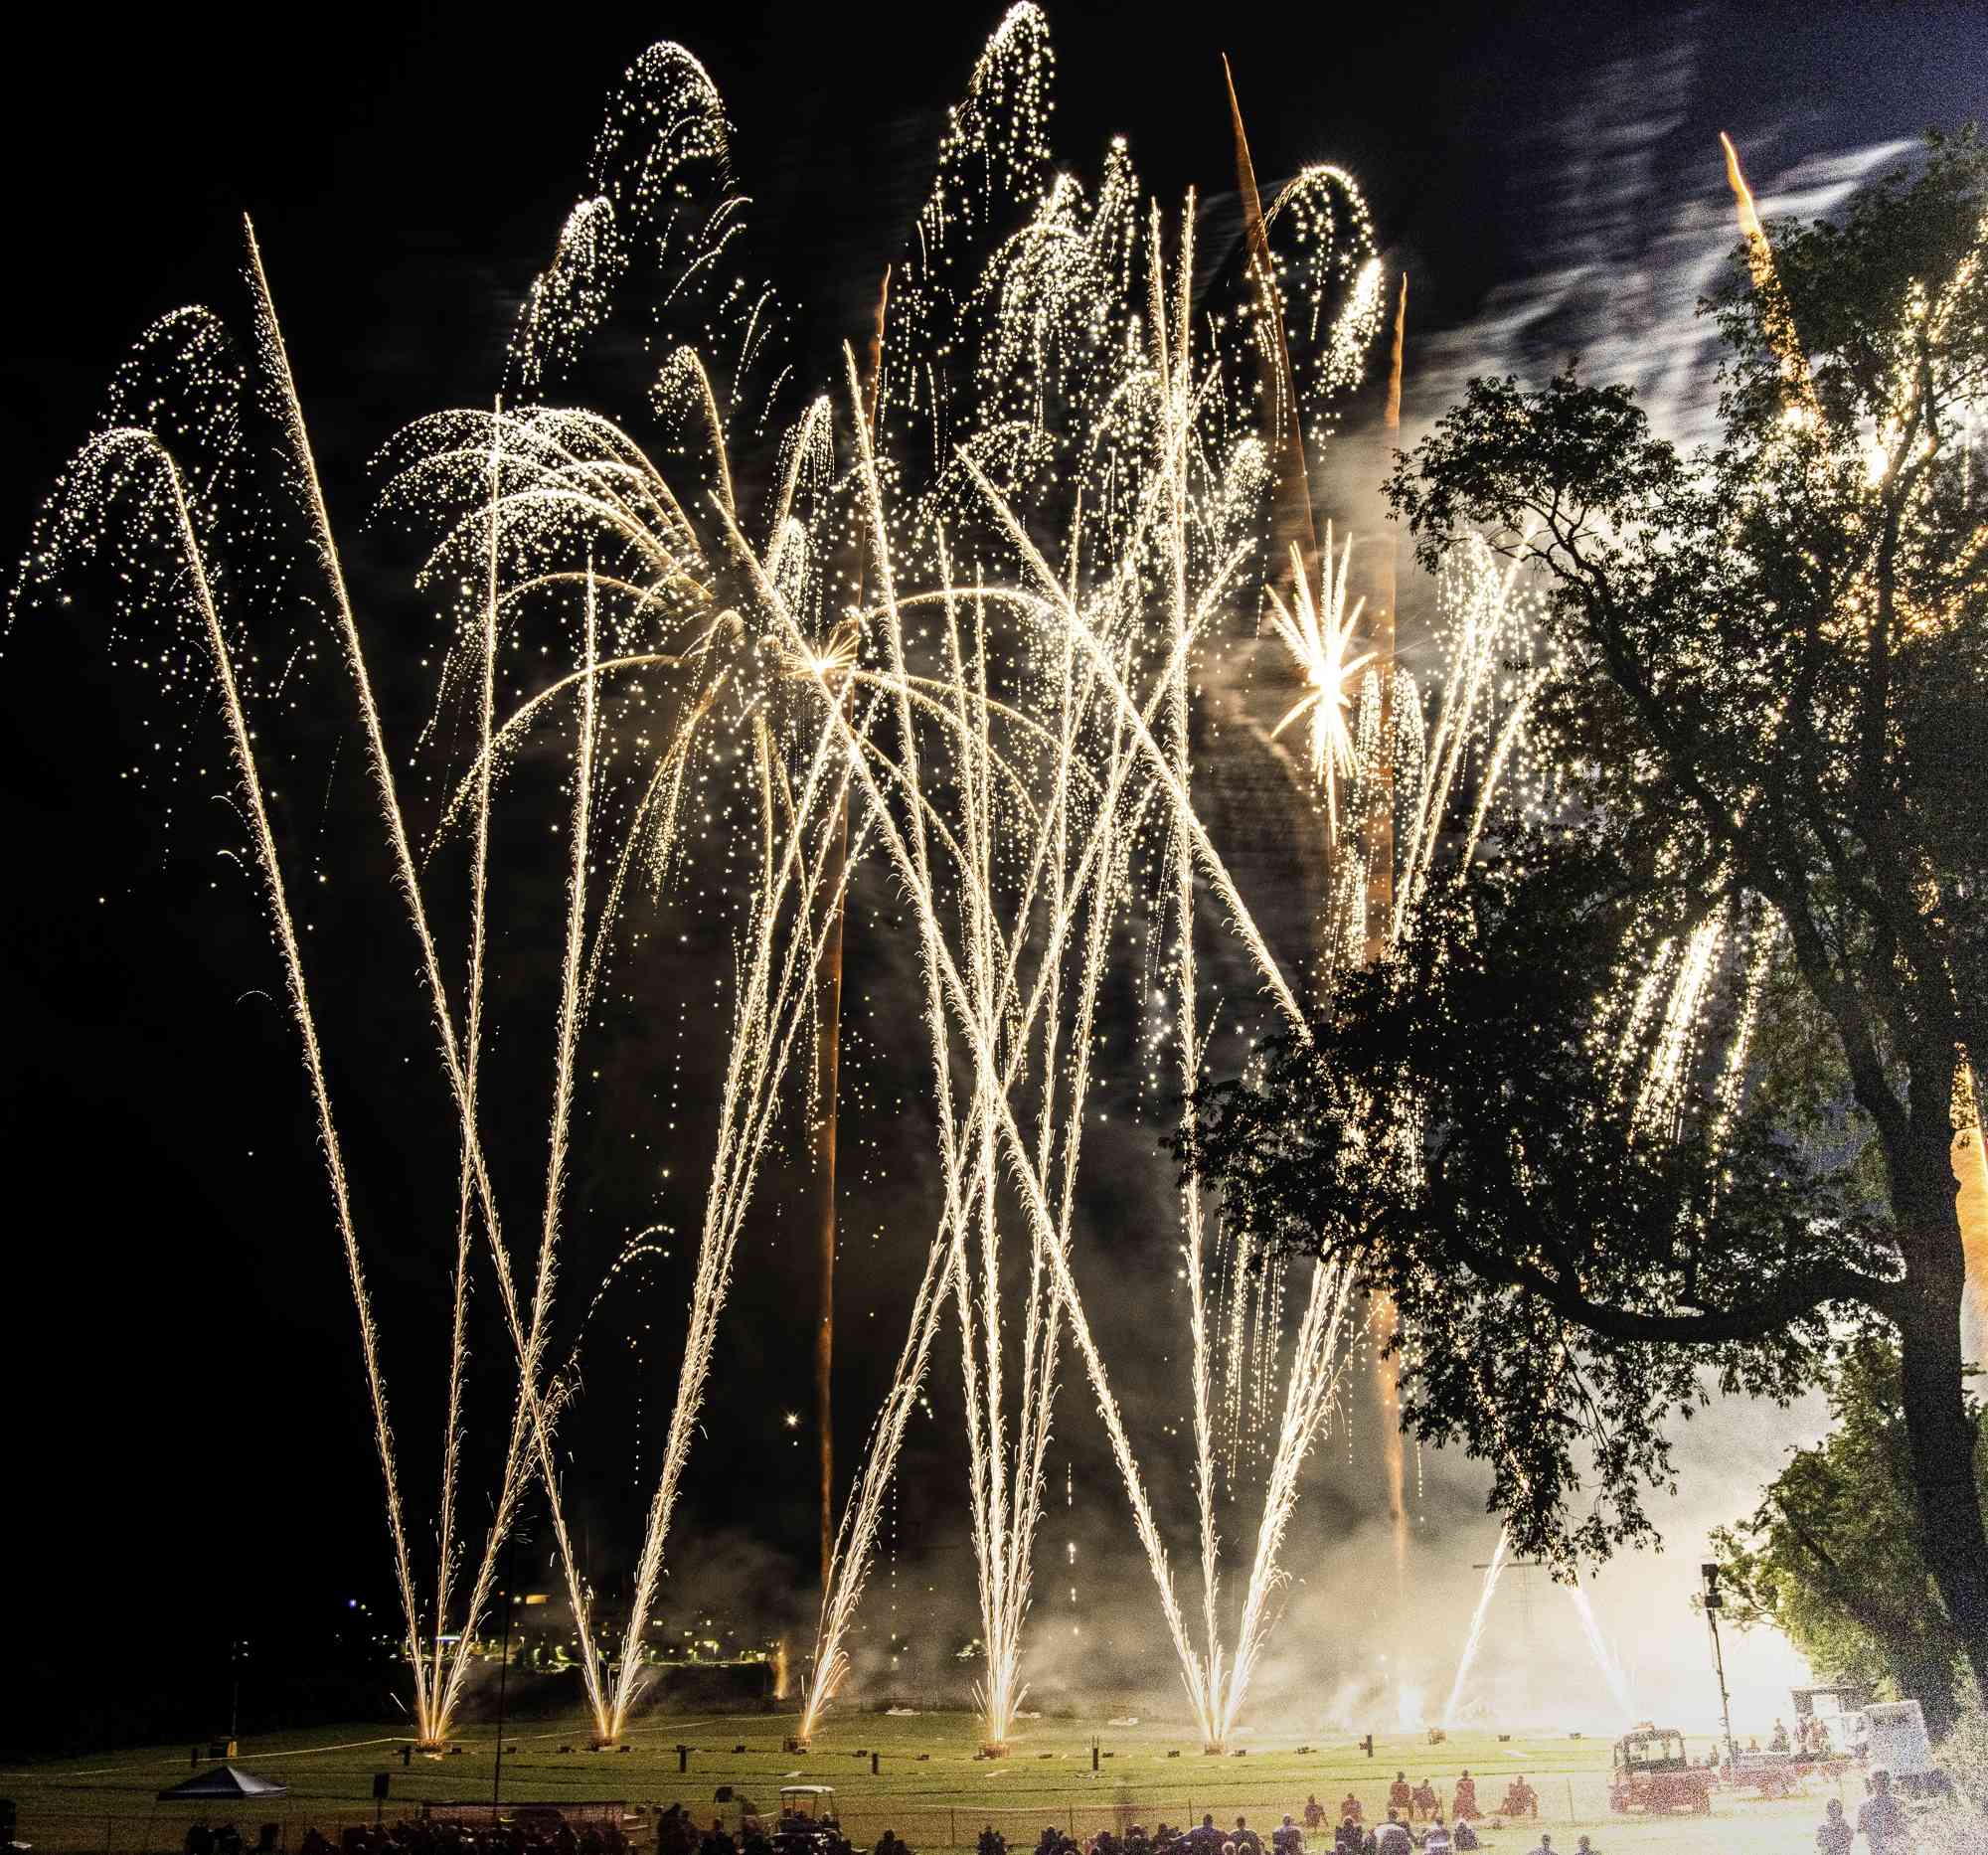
<box><xmin>15</xmin><ymin>4</ymin><xmax>1697</xmax><ymax>1757</ymax></box>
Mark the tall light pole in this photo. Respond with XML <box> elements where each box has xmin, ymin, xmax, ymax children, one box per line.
<box><xmin>1701</xmin><ymin>1563</ymin><xmax>1738</xmax><ymax>1770</ymax></box>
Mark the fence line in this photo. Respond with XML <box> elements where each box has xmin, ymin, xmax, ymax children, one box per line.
<box><xmin>20</xmin><ymin>1767</ymin><xmax>1866</xmax><ymax>1855</ymax></box>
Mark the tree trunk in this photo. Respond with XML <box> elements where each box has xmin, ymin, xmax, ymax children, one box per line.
<box><xmin>1895</xmin><ymin>1134</ymin><xmax>1988</xmax><ymax>1700</ymax></box>
<box><xmin>1885</xmin><ymin>1628</ymin><xmax>1961</xmax><ymax>1741</ymax></box>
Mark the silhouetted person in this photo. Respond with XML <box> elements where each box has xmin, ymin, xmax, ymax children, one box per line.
<box><xmin>1816</xmin><ymin>1799</ymin><xmax>1852</xmax><ymax>1855</ymax></box>
<box><xmin>1858</xmin><ymin>1771</ymin><xmax>1907</xmax><ymax>1852</ymax></box>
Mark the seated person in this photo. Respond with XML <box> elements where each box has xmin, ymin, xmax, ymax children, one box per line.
<box><xmin>1338</xmin><ymin>1797</ymin><xmax>1362</xmax><ymax>1828</ymax></box>
<box><xmin>1408</xmin><ymin>1785</ymin><xmax>1437</xmax><ymax>1824</ymax></box>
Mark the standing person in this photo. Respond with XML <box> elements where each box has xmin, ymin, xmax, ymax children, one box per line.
<box><xmin>1450</xmin><ymin>1774</ymin><xmax>1477</xmax><ymax>1824</ymax></box>
<box><xmin>1303</xmin><ymin>1801</ymin><xmax>1325</xmax><ymax>1835</ymax></box>
<box><xmin>1816</xmin><ymin>1799</ymin><xmax>1853</xmax><ymax>1855</ymax></box>
<box><xmin>1856</xmin><ymin>1771</ymin><xmax>1908</xmax><ymax>1853</ymax></box>
<box><xmin>1388</xmin><ymin>1777</ymin><xmax>1411</xmax><ymax>1819</ymax></box>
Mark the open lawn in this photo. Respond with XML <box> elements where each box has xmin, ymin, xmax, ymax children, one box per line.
<box><xmin>1</xmin><ymin>1711</ymin><xmax>1882</xmax><ymax>1855</ymax></box>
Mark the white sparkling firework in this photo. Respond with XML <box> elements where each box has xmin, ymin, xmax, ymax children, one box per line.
<box><xmin>12</xmin><ymin>3</ymin><xmax>1729</xmax><ymax>1759</ymax></box>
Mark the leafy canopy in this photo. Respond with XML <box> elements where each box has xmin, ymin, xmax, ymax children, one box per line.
<box><xmin>1184</xmin><ymin>131</ymin><xmax>1988</xmax><ymax>1575</ymax></box>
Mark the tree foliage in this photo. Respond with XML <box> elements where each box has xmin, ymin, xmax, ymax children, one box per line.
<box><xmin>1182</xmin><ymin>131</ymin><xmax>1988</xmax><ymax>1677</ymax></box>
<box><xmin>1711</xmin><ymin>1340</ymin><xmax>1985</xmax><ymax>1739</ymax></box>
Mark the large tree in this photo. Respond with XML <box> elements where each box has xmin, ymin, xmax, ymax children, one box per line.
<box><xmin>1709</xmin><ymin>1338</ymin><xmax>1983</xmax><ymax>1740</ymax></box>
<box><xmin>1183</xmin><ymin>132</ymin><xmax>1988</xmax><ymax>1684</ymax></box>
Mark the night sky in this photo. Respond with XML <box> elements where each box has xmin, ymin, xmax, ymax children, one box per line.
<box><xmin>3</xmin><ymin>0</ymin><xmax>1983</xmax><ymax>1755</ymax></box>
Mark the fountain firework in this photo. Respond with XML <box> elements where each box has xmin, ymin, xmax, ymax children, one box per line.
<box><xmin>17</xmin><ymin>4</ymin><xmax>1642</xmax><ymax>1759</ymax></box>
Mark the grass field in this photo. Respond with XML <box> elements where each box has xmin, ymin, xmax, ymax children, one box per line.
<box><xmin>0</xmin><ymin>1710</ymin><xmax>1881</xmax><ymax>1855</ymax></box>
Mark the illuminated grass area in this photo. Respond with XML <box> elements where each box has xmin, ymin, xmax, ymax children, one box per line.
<box><xmin>4</xmin><ymin>1711</ymin><xmax>1865</xmax><ymax>1854</ymax></box>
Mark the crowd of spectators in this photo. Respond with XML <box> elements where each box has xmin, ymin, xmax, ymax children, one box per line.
<box><xmin>254</xmin><ymin>1751</ymin><xmax>1932</xmax><ymax>1855</ymax></box>
<box><xmin>289</xmin><ymin>1820</ymin><xmax>631</xmax><ymax>1855</ymax></box>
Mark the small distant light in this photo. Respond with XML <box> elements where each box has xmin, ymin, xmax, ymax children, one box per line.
<box><xmin>783</xmin><ymin>1412</ymin><xmax>801</xmax><ymax>1429</ymax></box>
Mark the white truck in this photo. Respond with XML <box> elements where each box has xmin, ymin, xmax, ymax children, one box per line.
<box><xmin>1856</xmin><ymin>1700</ymin><xmax>1949</xmax><ymax>1799</ymax></box>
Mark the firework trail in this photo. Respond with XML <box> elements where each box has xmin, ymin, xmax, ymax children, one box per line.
<box><xmin>1569</xmin><ymin>1579</ymin><xmax>1637</xmax><ymax>1723</ymax></box>
<box><xmin>23</xmin><ymin>416</ymin><xmax>436</xmax><ymax>1731</ymax></box>
<box><xmin>1443</xmin><ymin>1529</ymin><xmax>1509</xmax><ymax>1727</ymax></box>
<box><xmin>1721</xmin><ymin>132</ymin><xmax>1821</xmax><ymax>422</ymax></box>
<box><xmin>248</xmin><ymin>235</ymin><xmax>619</xmax><ymax>1739</ymax></box>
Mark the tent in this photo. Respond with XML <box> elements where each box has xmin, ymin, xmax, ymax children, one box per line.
<box><xmin>157</xmin><ymin>1767</ymin><xmax>290</xmax><ymax>1802</ymax></box>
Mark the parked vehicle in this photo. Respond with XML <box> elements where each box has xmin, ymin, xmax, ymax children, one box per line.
<box><xmin>1862</xmin><ymin>1701</ymin><xmax>1949</xmax><ymax>1799</ymax></box>
<box><xmin>1609</xmin><ymin>1729</ymin><xmax>1713</xmax><ymax>1814</ymax></box>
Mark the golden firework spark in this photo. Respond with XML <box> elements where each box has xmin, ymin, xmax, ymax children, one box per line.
<box><xmin>1265</xmin><ymin>528</ymin><xmax>1375</xmax><ymax>836</ymax></box>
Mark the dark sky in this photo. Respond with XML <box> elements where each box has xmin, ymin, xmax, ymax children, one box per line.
<box><xmin>3</xmin><ymin>0</ymin><xmax>1983</xmax><ymax>1753</ymax></box>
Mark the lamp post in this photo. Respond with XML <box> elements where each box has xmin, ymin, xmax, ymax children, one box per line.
<box><xmin>1701</xmin><ymin>1563</ymin><xmax>1738</xmax><ymax>1771</ymax></box>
